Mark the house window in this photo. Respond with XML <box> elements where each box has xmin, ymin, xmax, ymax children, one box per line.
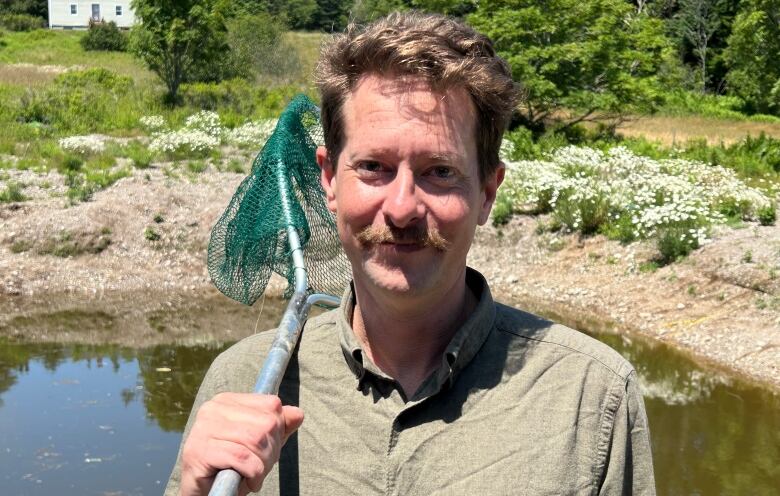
<box><xmin>70</xmin><ymin>4</ymin><xmax>77</xmax><ymax>15</ymax></box>
<box><xmin>116</xmin><ymin>5</ymin><xmax>122</xmax><ymax>15</ymax></box>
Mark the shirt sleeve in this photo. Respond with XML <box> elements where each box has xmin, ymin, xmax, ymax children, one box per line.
<box><xmin>597</xmin><ymin>370</ymin><xmax>656</xmax><ymax>495</ymax></box>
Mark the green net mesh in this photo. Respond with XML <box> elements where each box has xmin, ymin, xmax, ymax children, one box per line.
<box><xmin>208</xmin><ymin>94</ymin><xmax>352</xmax><ymax>305</ymax></box>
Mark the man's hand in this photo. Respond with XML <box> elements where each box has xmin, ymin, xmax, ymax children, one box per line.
<box><xmin>179</xmin><ymin>393</ymin><xmax>304</xmax><ymax>496</ymax></box>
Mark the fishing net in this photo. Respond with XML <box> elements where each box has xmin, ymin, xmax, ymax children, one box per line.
<box><xmin>208</xmin><ymin>94</ymin><xmax>352</xmax><ymax>305</ymax></box>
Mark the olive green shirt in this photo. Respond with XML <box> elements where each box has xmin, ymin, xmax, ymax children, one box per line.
<box><xmin>166</xmin><ymin>269</ymin><xmax>655</xmax><ymax>495</ymax></box>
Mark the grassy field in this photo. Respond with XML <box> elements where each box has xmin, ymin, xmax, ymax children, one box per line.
<box><xmin>0</xmin><ymin>29</ymin><xmax>156</xmax><ymax>83</ymax></box>
<box><xmin>618</xmin><ymin>115</ymin><xmax>780</xmax><ymax>146</ymax></box>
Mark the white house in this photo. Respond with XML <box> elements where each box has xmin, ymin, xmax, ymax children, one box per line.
<box><xmin>48</xmin><ymin>1</ymin><xmax>136</xmax><ymax>29</ymax></box>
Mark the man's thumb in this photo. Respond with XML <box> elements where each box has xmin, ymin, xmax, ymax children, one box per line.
<box><xmin>281</xmin><ymin>405</ymin><xmax>304</xmax><ymax>443</ymax></box>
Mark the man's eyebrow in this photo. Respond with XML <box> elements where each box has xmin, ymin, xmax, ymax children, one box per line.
<box><xmin>345</xmin><ymin>149</ymin><xmax>460</xmax><ymax>163</ymax></box>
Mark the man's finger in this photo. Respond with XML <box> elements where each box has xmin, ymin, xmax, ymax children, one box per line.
<box><xmin>282</xmin><ymin>405</ymin><xmax>304</xmax><ymax>443</ymax></box>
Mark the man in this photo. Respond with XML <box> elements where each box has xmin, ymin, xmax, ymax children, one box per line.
<box><xmin>166</xmin><ymin>12</ymin><xmax>655</xmax><ymax>496</ymax></box>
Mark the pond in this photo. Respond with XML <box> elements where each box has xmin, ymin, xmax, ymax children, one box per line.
<box><xmin>0</xmin><ymin>310</ymin><xmax>778</xmax><ymax>495</ymax></box>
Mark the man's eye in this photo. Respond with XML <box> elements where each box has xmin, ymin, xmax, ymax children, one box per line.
<box><xmin>430</xmin><ymin>166</ymin><xmax>455</xmax><ymax>179</ymax></box>
<box><xmin>357</xmin><ymin>161</ymin><xmax>383</xmax><ymax>173</ymax></box>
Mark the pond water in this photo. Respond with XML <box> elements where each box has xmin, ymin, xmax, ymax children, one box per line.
<box><xmin>1</xmin><ymin>316</ymin><xmax>778</xmax><ymax>495</ymax></box>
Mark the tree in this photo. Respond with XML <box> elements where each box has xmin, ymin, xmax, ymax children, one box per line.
<box><xmin>0</xmin><ymin>0</ymin><xmax>47</xmax><ymax>19</ymax></box>
<box><xmin>724</xmin><ymin>0</ymin><xmax>780</xmax><ymax>114</ymax></box>
<box><xmin>468</xmin><ymin>0</ymin><xmax>671</xmax><ymax>134</ymax></box>
<box><xmin>310</xmin><ymin>0</ymin><xmax>351</xmax><ymax>31</ymax></box>
<box><xmin>129</xmin><ymin>0</ymin><xmax>231</xmax><ymax>103</ymax></box>
<box><xmin>673</xmin><ymin>0</ymin><xmax>719</xmax><ymax>93</ymax></box>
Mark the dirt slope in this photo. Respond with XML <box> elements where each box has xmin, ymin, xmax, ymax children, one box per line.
<box><xmin>1</xmin><ymin>167</ymin><xmax>778</xmax><ymax>390</ymax></box>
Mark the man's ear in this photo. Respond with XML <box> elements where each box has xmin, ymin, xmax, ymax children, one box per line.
<box><xmin>477</xmin><ymin>162</ymin><xmax>505</xmax><ymax>226</ymax></box>
<box><xmin>317</xmin><ymin>146</ymin><xmax>337</xmax><ymax>213</ymax></box>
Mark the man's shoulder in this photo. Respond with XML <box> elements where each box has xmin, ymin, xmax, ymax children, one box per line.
<box><xmin>492</xmin><ymin>302</ymin><xmax>635</xmax><ymax>381</ymax></box>
<box><xmin>203</xmin><ymin>307</ymin><xmax>341</xmax><ymax>389</ymax></box>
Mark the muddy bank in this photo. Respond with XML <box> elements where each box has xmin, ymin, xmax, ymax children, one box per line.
<box><xmin>1</xmin><ymin>167</ymin><xmax>778</xmax><ymax>390</ymax></box>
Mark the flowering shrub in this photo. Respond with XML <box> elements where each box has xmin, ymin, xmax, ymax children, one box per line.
<box><xmin>499</xmin><ymin>146</ymin><xmax>774</xmax><ymax>262</ymax></box>
<box><xmin>145</xmin><ymin>111</ymin><xmax>277</xmax><ymax>156</ymax></box>
<box><xmin>58</xmin><ymin>135</ymin><xmax>106</xmax><ymax>154</ymax></box>
<box><xmin>149</xmin><ymin>129</ymin><xmax>220</xmax><ymax>155</ymax></box>
<box><xmin>139</xmin><ymin>115</ymin><xmax>166</xmax><ymax>132</ymax></box>
<box><xmin>225</xmin><ymin>119</ymin><xmax>277</xmax><ymax>147</ymax></box>
<box><xmin>184</xmin><ymin>111</ymin><xmax>222</xmax><ymax>137</ymax></box>
<box><xmin>148</xmin><ymin>111</ymin><xmax>222</xmax><ymax>156</ymax></box>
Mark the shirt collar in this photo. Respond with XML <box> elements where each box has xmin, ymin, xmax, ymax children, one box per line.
<box><xmin>337</xmin><ymin>267</ymin><xmax>496</xmax><ymax>397</ymax></box>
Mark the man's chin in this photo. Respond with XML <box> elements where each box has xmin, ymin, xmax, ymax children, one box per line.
<box><xmin>359</xmin><ymin>260</ymin><xmax>435</xmax><ymax>295</ymax></box>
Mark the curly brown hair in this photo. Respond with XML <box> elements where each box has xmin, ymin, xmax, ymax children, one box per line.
<box><xmin>315</xmin><ymin>11</ymin><xmax>517</xmax><ymax>182</ymax></box>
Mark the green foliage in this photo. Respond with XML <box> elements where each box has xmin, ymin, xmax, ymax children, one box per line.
<box><xmin>657</xmin><ymin>221</ymin><xmax>703</xmax><ymax>264</ymax></box>
<box><xmin>310</xmin><ymin>0</ymin><xmax>351</xmax><ymax>31</ymax></box>
<box><xmin>0</xmin><ymin>0</ymin><xmax>47</xmax><ymax>19</ymax></box>
<box><xmin>604</xmin><ymin>133</ymin><xmax>780</xmax><ymax>178</ymax></box>
<box><xmin>129</xmin><ymin>0</ymin><xmax>232</xmax><ymax>103</ymax></box>
<box><xmin>14</xmin><ymin>68</ymin><xmax>138</xmax><ymax>134</ymax></box>
<box><xmin>0</xmin><ymin>181</ymin><xmax>26</xmax><ymax>202</ymax></box>
<box><xmin>659</xmin><ymin>90</ymin><xmax>757</xmax><ymax>120</ymax></box>
<box><xmin>412</xmin><ymin>0</ymin><xmax>477</xmax><ymax>17</ymax></box>
<box><xmin>0</xmin><ymin>13</ymin><xmax>44</xmax><ymax>31</ymax></box>
<box><xmin>144</xmin><ymin>227</ymin><xmax>161</xmax><ymax>241</ymax></box>
<box><xmin>469</xmin><ymin>0</ymin><xmax>671</xmax><ymax>134</ymax></box>
<box><xmin>757</xmin><ymin>204</ymin><xmax>777</xmax><ymax>226</ymax></box>
<box><xmin>80</xmin><ymin>20</ymin><xmax>128</xmax><ymax>52</ymax></box>
<box><xmin>351</xmin><ymin>0</ymin><xmax>408</xmax><ymax>23</ymax></box>
<box><xmin>186</xmin><ymin>160</ymin><xmax>207</xmax><ymax>173</ymax></box>
<box><xmin>491</xmin><ymin>195</ymin><xmax>513</xmax><ymax>226</ymax></box>
<box><xmin>38</xmin><ymin>230</ymin><xmax>112</xmax><ymax>257</ymax></box>
<box><xmin>121</xmin><ymin>141</ymin><xmax>155</xmax><ymax>169</ymax></box>
<box><xmin>180</xmin><ymin>79</ymin><xmax>301</xmax><ymax>122</ymax></box>
<box><xmin>224</xmin><ymin>13</ymin><xmax>300</xmax><ymax>83</ymax></box>
<box><xmin>724</xmin><ymin>0</ymin><xmax>780</xmax><ymax>115</ymax></box>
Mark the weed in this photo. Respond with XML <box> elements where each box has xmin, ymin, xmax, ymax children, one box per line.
<box><xmin>186</xmin><ymin>160</ymin><xmax>208</xmax><ymax>174</ymax></box>
<box><xmin>491</xmin><ymin>195</ymin><xmax>513</xmax><ymax>226</ymax></box>
<box><xmin>153</xmin><ymin>213</ymin><xmax>164</xmax><ymax>223</ymax></box>
<box><xmin>144</xmin><ymin>227</ymin><xmax>160</xmax><ymax>241</ymax></box>
<box><xmin>687</xmin><ymin>285</ymin><xmax>696</xmax><ymax>296</ymax></box>
<box><xmin>741</xmin><ymin>250</ymin><xmax>753</xmax><ymax>264</ymax></box>
<box><xmin>10</xmin><ymin>239</ymin><xmax>32</xmax><ymax>253</ymax></box>
<box><xmin>121</xmin><ymin>141</ymin><xmax>154</xmax><ymax>169</ymax></box>
<box><xmin>37</xmin><ymin>230</ymin><xmax>111</xmax><ymax>257</ymax></box>
<box><xmin>757</xmin><ymin>204</ymin><xmax>776</xmax><ymax>226</ymax></box>
<box><xmin>639</xmin><ymin>261</ymin><xmax>659</xmax><ymax>273</ymax></box>
<box><xmin>226</xmin><ymin>158</ymin><xmax>244</xmax><ymax>174</ymax></box>
<box><xmin>0</xmin><ymin>181</ymin><xmax>26</xmax><ymax>202</ymax></box>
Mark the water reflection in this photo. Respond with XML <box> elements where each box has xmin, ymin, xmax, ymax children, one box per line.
<box><xmin>596</xmin><ymin>333</ymin><xmax>780</xmax><ymax>495</ymax></box>
<box><xmin>0</xmin><ymin>340</ymin><xmax>227</xmax><ymax>495</ymax></box>
<box><xmin>1</xmin><ymin>330</ymin><xmax>779</xmax><ymax>495</ymax></box>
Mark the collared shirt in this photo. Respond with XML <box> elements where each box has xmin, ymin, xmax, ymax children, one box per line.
<box><xmin>166</xmin><ymin>269</ymin><xmax>655</xmax><ymax>495</ymax></box>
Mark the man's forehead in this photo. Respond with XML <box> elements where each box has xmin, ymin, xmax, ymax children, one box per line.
<box><xmin>341</xmin><ymin>74</ymin><xmax>476</xmax><ymax>136</ymax></box>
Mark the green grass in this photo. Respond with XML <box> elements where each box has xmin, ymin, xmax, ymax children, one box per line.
<box><xmin>0</xmin><ymin>29</ymin><xmax>156</xmax><ymax>83</ymax></box>
<box><xmin>0</xmin><ymin>181</ymin><xmax>26</xmax><ymax>202</ymax></box>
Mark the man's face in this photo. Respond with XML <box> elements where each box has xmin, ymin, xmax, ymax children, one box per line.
<box><xmin>318</xmin><ymin>74</ymin><xmax>503</xmax><ymax>300</ymax></box>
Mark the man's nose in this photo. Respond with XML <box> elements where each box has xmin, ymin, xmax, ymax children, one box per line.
<box><xmin>382</xmin><ymin>168</ymin><xmax>424</xmax><ymax>228</ymax></box>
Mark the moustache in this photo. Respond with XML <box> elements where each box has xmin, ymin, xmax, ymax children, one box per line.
<box><xmin>355</xmin><ymin>225</ymin><xmax>450</xmax><ymax>251</ymax></box>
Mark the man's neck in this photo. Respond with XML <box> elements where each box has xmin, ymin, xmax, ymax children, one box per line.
<box><xmin>351</xmin><ymin>270</ymin><xmax>476</xmax><ymax>397</ymax></box>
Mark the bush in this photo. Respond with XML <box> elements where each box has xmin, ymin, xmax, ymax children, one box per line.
<box><xmin>179</xmin><ymin>79</ymin><xmax>299</xmax><ymax>122</ymax></box>
<box><xmin>224</xmin><ymin>13</ymin><xmax>299</xmax><ymax>82</ymax></box>
<box><xmin>14</xmin><ymin>68</ymin><xmax>137</xmax><ymax>134</ymax></box>
<box><xmin>500</xmin><ymin>146</ymin><xmax>771</xmax><ymax>262</ymax></box>
<box><xmin>80</xmin><ymin>20</ymin><xmax>127</xmax><ymax>52</ymax></box>
<box><xmin>0</xmin><ymin>181</ymin><xmax>27</xmax><ymax>202</ymax></box>
<box><xmin>758</xmin><ymin>204</ymin><xmax>777</xmax><ymax>226</ymax></box>
<box><xmin>657</xmin><ymin>222</ymin><xmax>703</xmax><ymax>264</ymax></box>
<box><xmin>0</xmin><ymin>13</ymin><xmax>44</xmax><ymax>32</ymax></box>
